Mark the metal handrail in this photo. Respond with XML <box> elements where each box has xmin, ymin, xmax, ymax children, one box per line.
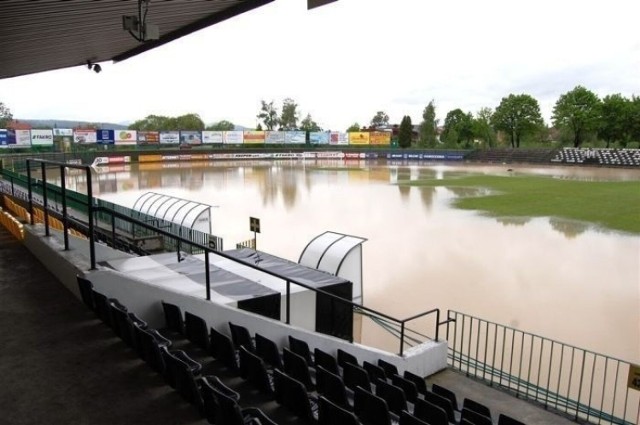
<box><xmin>11</xmin><ymin>158</ymin><xmax>446</xmax><ymax>356</ymax></box>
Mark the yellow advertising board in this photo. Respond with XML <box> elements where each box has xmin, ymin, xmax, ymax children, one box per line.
<box><xmin>243</xmin><ymin>131</ymin><xmax>265</xmax><ymax>144</ymax></box>
<box><xmin>138</xmin><ymin>155</ymin><xmax>162</xmax><ymax>163</ymax></box>
<box><xmin>348</xmin><ymin>132</ymin><xmax>370</xmax><ymax>145</ymax></box>
<box><xmin>370</xmin><ymin>131</ymin><xmax>391</xmax><ymax>145</ymax></box>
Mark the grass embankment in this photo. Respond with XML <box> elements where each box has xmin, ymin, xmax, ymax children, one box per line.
<box><xmin>403</xmin><ymin>175</ymin><xmax>640</xmax><ymax>234</ymax></box>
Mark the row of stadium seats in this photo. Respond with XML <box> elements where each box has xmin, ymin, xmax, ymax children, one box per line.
<box><xmin>551</xmin><ymin>148</ymin><xmax>640</xmax><ymax>166</ymax></box>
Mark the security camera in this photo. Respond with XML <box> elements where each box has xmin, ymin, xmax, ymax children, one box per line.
<box><xmin>93</xmin><ymin>64</ymin><xmax>102</xmax><ymax>73</ymax></box>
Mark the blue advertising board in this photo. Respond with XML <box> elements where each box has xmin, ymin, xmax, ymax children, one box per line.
<box><xmin>0</xmin><ymin>129</ymin><xmax>7</xmax><ymax>146</ymax></box>
<box><xmin>309</xmin><ymin>131</ymin><xmax>330</xmax><ymax>144</ymax></box>
<box><xmin>96</xmin><ymin>129</ymin><xmax>115</xmax><ymax>145</ymax></box>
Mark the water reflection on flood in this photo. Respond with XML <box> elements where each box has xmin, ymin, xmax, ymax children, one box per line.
<box><xmin>93</xmin><ymin>161</ymin><xmax>640</xmax><ymax>362</ymax></box>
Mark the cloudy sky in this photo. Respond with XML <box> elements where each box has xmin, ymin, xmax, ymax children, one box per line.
<box><xmin>1</xmin><ymin>0</ymin><xmax>638</xmax><ymax>130</ymax></box>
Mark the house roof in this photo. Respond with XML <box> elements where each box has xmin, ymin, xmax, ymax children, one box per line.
<box><xmin>0</xmin><ymin>0</ymin><xmax>274</xmax><ymax>80</ymax></box>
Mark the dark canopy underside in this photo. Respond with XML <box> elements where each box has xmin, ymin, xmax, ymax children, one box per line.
<box><xmin>0</xmin><ymin>0</ymin><xmax>273</xmax><ymax>79</ymax></box>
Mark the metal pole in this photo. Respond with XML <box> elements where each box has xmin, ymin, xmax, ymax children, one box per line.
<box><xmin>41</xmin><ymin>162</ymin><xmax>49</xmax><ymax>236</ymax></box>
<box><xmin>60</xmin><ymin>165</ymin><xmax>69</xmax><ymax>250</ymax></box>
<box><xmin>286</xmin><ymin>280</ymin><xmax>290</xmax><ymax>324</ymax></box>
<box><xmin>399</xmin><ymin>321</ymin><xmax>406</xmax><ymax>357</ymax></box>
<box><xmin>111</xmin><ymin>213</ymin><xmax>116</xmax><ymax>248</ymax></box>
<box><xmin>86</xmin><ymin>166</ymin><xmax>96</xmax><ymax>270</ymax></box>
<box><xmin>435</xmin><ymin>309</ymin><xmax>440</xmax><ymax>341</ymax></box>
<box><xmin>205</xmin><ymin>251</ymin><xmax>211</xmax><ymax>301</ymax></box>
<box><xmin>26</xmin><ymin>160</ymin><xmax>34</xmax><ymax>225</ymax></box>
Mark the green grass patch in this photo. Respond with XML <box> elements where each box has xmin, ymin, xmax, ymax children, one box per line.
<box><xmin>402</xmin><ymin>175</ymin><xmax>640</xmax><ymax>234</ymax></box>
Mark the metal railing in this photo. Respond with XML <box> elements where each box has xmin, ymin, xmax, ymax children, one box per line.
<box><xmin>5</xmin><ymin>158</ymin><xmax>446</xmax><ymax>356</ymax></box>
<box><xmin>446</xmin><ymin>310</ymin><xmax>639</xmax><ymax>425</ymax></box>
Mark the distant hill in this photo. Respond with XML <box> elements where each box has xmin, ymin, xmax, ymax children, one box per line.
<box><xmin>17</xmin><ymin>119</ymin><xmax>129</xmax><ymax>130</ymax></box>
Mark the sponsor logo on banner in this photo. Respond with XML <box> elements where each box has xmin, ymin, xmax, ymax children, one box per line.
<box><xmin>116</xmin><ymin>130</ymin><xmax>137</xmax><ymax>145</ymax></box>
<box><xmin>223</xmin><ymin>131</ymin><xmax>244</xmax><ymax>144</ymax></box>
<box><xmin>309</xmin><ymin>131</ymin><xmax>330</xmax><ymax>144</ymax></box>
<box><xmin>316</xmin><ymin>151</ymin><xmax>345</xmax><ymax>159</ymax></box>
<box><xmin>370</xmin><ymin>131</ymin><xmax>391</xmax><ymax>145</ymax></box>
<box><xmin>93</xmin><ymin>157</ymin><xmax>109</xmax><ymax>166</ymax></box>
<box><xmin>74</xmin><ymin>130</ymin><xmax>97</xmax><ymax>144</ymax></box>
<box><xmin>344</xmin><ymin>152</ymin><xmax>365</xmax><ymax>159</ymax></box>
<box><xmin>284</xmin><ymin>131</ymin><xmax>305</xmax><ymax>144</ymax></box>
<box><xmin>31</xmin><ymin>129</ymin><xmax>54</xmax><ymax>145</ymax></box>
<box><xmin>96</xmin><ymin>129</ymin><xmax>115</xmax><ymax>144</ymax></box>
<box><xmin>16</xmin><ymin>129</ymin><xmax>31</xmax><ymax>146</ymax></box>
<box><xmin>139</xmin><ymin>155</ymin><xmax>162</xmax><ymax>162</ymax></box>
<box><xmin>160</xmin><ymin>131</ymin><xmax>179</xmax><ymax>144</ymax></box>
<box><xmin>137</xmin><ymin>131</ymin><xmax>159</xmax><ymax>144</ymax></box>
<box><xmin>0</xmin><ymin>129</ymin><xmax>8</xmax><ymax>146</ymax></box>
<box><xmin>348</xmin><ymin>132</ymin><xmax>370</xmax><ymax>145</ymax></box>
<box><xmin>108</xmin><ymin>156</ymin><xmax>130</xmax><ymax>164</ymax></box>
<box><xmin>180</xmin><ymin>131</ymin><xmax>202</xmax><ymax>145</ymax></box>
<box><xmin>330</xmin><ymin>131</ymin><xmax>348</xmax><ymax>145</ymax></box>
<box><xmin>243</xmin><ymin>131</ymin><xmax>265</xmax><ymax>144</ymax></box>
<box><xmin>53</xmin><ymin>128</ymin><xmax>74</xmax><ymax>137</ymax></box>
<box><xmin>265</xmin><ymin>131</ymin><xmax>285</xmax><ymax>144</ymax></box>
<box><xmin>202</xmin><ymin>131</ymin><xmax>223</xmax><ymax>144</ymax></box>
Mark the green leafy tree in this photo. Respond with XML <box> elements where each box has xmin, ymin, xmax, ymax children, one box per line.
<box><xmin>492</xmin><ymin>94</ymin><xmax>543</xmax><ymax>148</ymax></box>
<box><xmin>419</xmin><ymin>101</ymin><xmax>438</xmax><ymax>147</ymax></box>
<box><xmin>173</xmin><ymin>113</ymin><xmax>205</xmax><ymax>131</ymax></box>
<box><xmin>300</xmin><ymin>114</ymin><xmax>321</xmax><ymax>132</ymax></box>
<box><xmin>0</xmin><ymin>102</ymin><xmax>13</xmax><ymax>128</ymax></box>
<box><xmin>630</xmin><ymin>96</ymin><xmax>640</xmax><ymax>146</ymax></box>
<box><xmin>280</xmin><ymin>98</ymin><xmax>299</xmax><ymax>130</ymax></box>
<box><xmin>552</xmin><ymin>86</ymin><xmax>601</xmax><ymax>147</ymax></box>
<box><xmin>129</xmin><ymin>114</ymin><xmax>172</xmax><ymax>131</ymax></box>
<box><xmin>206</xmin><ymin>120</ymin><xmax>235</xmax><ymax>131</ymax></box>
<box><xmin>398</xmin><ymin>115</ymin><xmax>413</xmax><ymax>148</ymax></box>
<box><xmin>598</xmin><ymin>94</ymin><xmax>629</xmax><ymax>148</ymax></box>
<box><xmin>256</xmin><ymin>123</ymin><xmax>263</xmax><ymax>131</ymax></box>
<box><xmin>257</xmin><ymin>100</ymin><xmax>279</xmax><ymax>130</ymax></box>
<box><xmin>441</xmin><ymin>109</ymin><xmax>474</xmax><ymax>147</ymax></box>
<box><xmin>370</xmin><ymin>111</ymin><xmax>389</xmax><ymax>128</ymax></box>
<box><xmin>346</xmin><ymin>123</ymin><xmax>361</xmax><ymax>132</ymax></box>
<box><xmin>473</xmin><ymin>107</ymin><xmax>496</xmax><ymax>148</ymax></box>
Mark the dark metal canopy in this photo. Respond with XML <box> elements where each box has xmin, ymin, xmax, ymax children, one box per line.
<box><xmin>0</xmin><ymin>0</ymin><xmax>274</xmax><ymax>80</ymax></box>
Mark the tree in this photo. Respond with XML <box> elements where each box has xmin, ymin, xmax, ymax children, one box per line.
<box><xmin>206</xmin><ymin>120</ymin><xmax>235</xmax><ymax>131</ymax></box>
<box><xmin>173</xmin><ymin>113</ymin><xmax>205</xmax><ymax>131</ymax></box>
<box><xmin>300</xmin><ymin>114</ymin><xmax>321</xmax><ymax>132</ymax></box>
<box><xmin>346</xmin><ymin>123</ymin><xmax>360</xmax><ymax>132</ymax></box>
<box><xmin>0</xmin><ymin>102</ymin><xmax>13</xmax><ymax>128</ymax></box>
<box><xmin>280</xmin><ymin>98</ymin><xmax>299</xmax><ymax>130</ymax></box>
<box><xmin>256</xmin><ymin>123</ymin><xmax>263</xmax><ymax>131</ymax></box>
<box><xmin>419</xmin><ymin>101</ymin><xmax>437</xmax><ymax>147</ymax></box>
<box><xmin>492</xmin><ymin>94</ymin><xmax>543</xmax><ymax>148</ymax></box>
<box><xmin>630</xmin><ymin>96</ymin><xmax>640</xmax><ymax>146</ymax></box>
<box><xmin>552</xmin><ymin>86</ymin><xmax>601</xmax><ymax>147</ymax></box>
<box><xmin>473</xmin><ymin>107</ymin><xmax>496</xmax><ymax>148</ymax></box>
<box><xmin>598</xmin><ymin>94</ymin><xmax>629</xmax><ymax>148</ymax></box>
<box><xmin>398</xmin><ymin>115</ymin><xmax>413</xmax><ymax>148</ymax></box>
<box><xmin>129</xmin><ymin>114</ymin><xmax>172</xmax><ymax>131</ymax></box>
<box><xmin>257</xmin><ymin>100</ymin><xmax>279</xmax><ymax>130</ymax></box>
<box><xmin>370</xmin><ymin>111</ymin><xmax>389</xmax><ymax>128</ymax></box>
<box><xmin>441</xmin><ymin>109</ymin><xmax>474</xmax><ymax>147</ymax></box>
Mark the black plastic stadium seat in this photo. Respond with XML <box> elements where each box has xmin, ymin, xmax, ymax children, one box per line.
<box><xmin>399</xmin><ymin>410</ymin><xmax>430</xmax><ymax>425</ymax></box>
<box><xmin>283</xmin><ymin>347</ymin><xmax>315</xmax><ymax>391</ymax></box>
<box><xmin>318</xmin><ymin>395</ymin><xmax>359</xmax><ymax>425</ymax></box>
<box><xmin>314</xmin><ymin>348</ymin><xmax>339</xmax><ymax>375</ymax></box>
<box><xmin>461</xmin><ymin>408</ymin><xmax>492</xmax><ymax>425</ymax></box>
<box><xmin>200</xmin><ymin>376</ymin><xmax>240</xmax><ymax>424</ymax></box>
<box><xmin>255</xmin><ymin>333</ymin><xmax>283</xmax><ymax>370</ymax></box>
<box><xmin>375</xmin><ymin>379</ymin><xmax>408</xmax><ymax>417</ymax></box>
<box><xmin>498</xmin><ymin>413</ymin><xmax>527</xmax><ymax>425</ymax></box>
<box><xmin>463</xmin><ymin>398</ymin><xmax>492</xmax><ymax>419</ymax></box>
<box><xmin>239</xmin><ymin>345</ymin><xmax>274</xmax><ymax>395</ymax></box>
<box><xmin>392</xmin><ymin>374</ymin><xmax>419</xmax><ymax>403</ymax></box>
<box><xmin>424</xmin><ymin>391</ymin><xmax>456</xmax><ymax>424</ymax></box>
<box><xmin>184</xmin><ymin>311</ymin><xmax>209</xmax><ymax>350</ymax></box>
<box><xmin>209</xmin><ymin>327</ymin><xmax>238</xmax><ymax>372</ymax></box>
<box><xmin>377</xmin><ymin>359</ymin><xmax>399</xmax><ymax>379</ymax></box>
<box><xmin>161</xmin><ymin>347</ymin><xmax>202</xmax><ymax>389</ymax></box>
<box><xmin>337</xmin><ymin>348</ymin><xmax>359</xmax><ymax>369</ymax></box>
<box><xmin>354</xmin><ymin>386</ymin><xmax>392</xmax><ymax>425</ymax></box>
<box><xmin>76</xmin><ymin>276</ymin><xmax>95</xmax><ymax>310</ymax></box>
<box><xmin>229</xmin><ymin>321</ymin><xmax>255</xmax><ymax>352</ymax></box>
<box><xmin>161</xmin><ymin>301</ymin><xmax>184</xmax><ymax>334</ymax></box>
<box><xmin>432</xmin><ymin>383</ymin><xmax>460</xmax><ymax>411</ymax></box>
<box><xmin>213</xmin><ymin>385</ymin><xmax>278</xmax><ymax>425</ymax></box>
<box><xmin>413</xmin><ymin>399</ymin><xmax>448</xmax><ymax>425</ymax></box>
<box><xmin>316</xmin><ymin>366</ymin><xmax>351</xmax><ymax>410</ymax></box>
<box><xmin>273</xmin><ymin>369</ymin><xmax>318</xmax><ymax>423</ymax></box>
<box><xmin>343</xmin><ymin>361</ymin><xmax>371</xmax><ymax>393</ymax></box>
<box><xmin>403</xmin><ymin>370</ymin><xmax>428</xmax><ymax>395</ymax></box>
<box><xmin>289</xmin><ymin>334</ymin><xmax>313</xmax><ymax>365</ymax></box>
<box><xmin>91</xmin><ymin>289</ymin><xmax>112</xmax><ymax>327</ymax></box>
<box><xmin>363</xmin><ymin>361</ymin><xmax>388</xmax><ymax>384</ymax></box>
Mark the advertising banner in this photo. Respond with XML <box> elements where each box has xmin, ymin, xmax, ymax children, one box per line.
<box><xmin>74</xmin><ymin>129</ymin><xmax>96</xmax><ymax>144</ymax></box>
<box><xmin>265</xmin><ymin>131</ymin><xmax>285</xmax><ymax>144</ymax></box>
<box><xmin>223</xmin><ymin>131</ymin><xmax>244</xmax><ymax>144</ymax></box>
<box><xmin>284</xmin><ymin>131</ymin><xmax>306</xmax><ymax>144</ymax></box>
<box><xmin>348</xmin><ymin>132</ymin><xmax>370</xmax><ymax>145</ymax></box>
<box><xmin>0</xmin><ymin>129</ymin><xmax>7</xmax><ymax>146</ymax></box>
<box><xmin>202</xmin><ymin>131</ymin><xmax>223</xmax><ymax>144</ymax></box>
<box><xmin>137</xmin><ymin>131</ymin><xmax>159</xmax><ymax>144</ymax></box>
<box><xmin>31</xmin><ymin>129</ymin><xmax>54</xmax><ymax>146</ymax></box>
<box><xmin>115</xmin><ymin>130</ymin><xmax>137</xmax><ymax>145</ymax></box>
<box><xmin>139</xmin><ymin>154</ymin><xmax>162</xmax><ymax>163</ymax></box>
<box><xmin>53</xmin><ymin>128</ymin><xmax>73</xmax><ymax>137</ymax></box>
<box><xmin>16</xmin><ymin>129</ymin><xmax>32</xmax><ymax>146</ymax></box>
<box><xmin>309</xmin><ymin>131</ymin><xmax>330</xmax><ymax>144</ymax></box>
<box><xmin>330</xmin><ymin>131</ymin><xmax>348</xmax><ymax>145</ymax></box>
<box><xmin>180</xmin><ymin>131</ymin><xmax>202</xmax><ymax>145</ymax></box>
<box><xmin>243</xmin><ymin>131</ymin><xmax>265</xmax><ymax>144</ymax></box>
<box><xmin>96</xmin><ymin>129</ymin><xmax>115</xmax><ymax>145</ymax></box>
<box><xmin>159</xmin><ymin>131</ymin><xmax>180</xmax><ymax>144</ymax></box>
<box><xmin>370</xmin><ymin>131</ymin><xmax>391</xmax><ymax>145</ymax></box>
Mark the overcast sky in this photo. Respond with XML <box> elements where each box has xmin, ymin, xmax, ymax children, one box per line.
<box><xmin>1</xmin><ymin>0</ymin><xmax>638</xmax><ymax>130</ymax></box>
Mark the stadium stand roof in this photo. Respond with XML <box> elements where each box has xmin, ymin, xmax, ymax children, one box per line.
<box><xmin>0</xmin><ymin>0</ymin><xmax>274</xmax><ymax>79</ymax></box>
